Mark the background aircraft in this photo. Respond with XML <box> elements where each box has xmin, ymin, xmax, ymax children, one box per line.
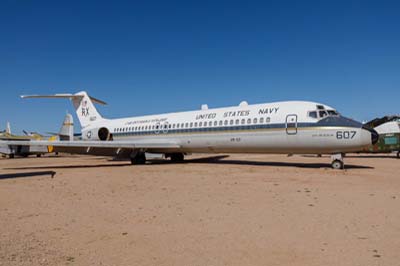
<box><xmin>1</xmin><ymin>91</ymin><xmax>378</xmax><ymax>169</ymax></box>
<box><xmin>0</xmin><ymin>113</ymin><xmax>74</xmax><ymax>158</ymax></box>
<box><xmin>362</xmin><ymin>116</ymin><xmax>400</xmax><ymax>158</ymax></box>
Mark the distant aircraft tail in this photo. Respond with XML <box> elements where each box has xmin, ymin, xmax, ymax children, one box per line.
<box><xmin>21</xmin><ymin>91</ymin><xmax>106</xmax><ymax>128</ymax></box>
<box><xmin>58</xmin><ymin>113</ymin><xmax>74</xmax><ymax>141</ymax></box>
<box><xmin>6</xmin><ymin>122</ymin><xmax>11</xmax><ymax>134</ymax></box>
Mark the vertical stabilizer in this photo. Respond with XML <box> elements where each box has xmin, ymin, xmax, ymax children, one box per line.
<box><xmin>6</xmin><ymin>122</ymin><xmax>11</xmax><ymax>134</ymax></box>
<box><xmin>71</xmin><ymin>91</ymin><xmax>104</xmax><ymax>128</ymax></box>
<box><xmin>59</xmin><ymin>113</ymin><xmax>74</xmax><ymax>141</ymax></box>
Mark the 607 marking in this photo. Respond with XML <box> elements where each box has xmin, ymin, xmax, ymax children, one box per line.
<box><xmin>336</xmin><ymin>131</ymin><xmax>356</xmax><ymax>139</ymax></box>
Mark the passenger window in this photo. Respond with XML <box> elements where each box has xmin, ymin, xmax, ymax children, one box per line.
<box><xmin>214</xmin><ymin>121</ymin><xmax>218</xmax><ymax>126</ymax></box>
<box><xmin>209</xmin><ymin>121</ymin><xmax>212</xmax><ymax>126</ymax></box>
<box><xmin>195</xmin><ymin>122</ymin><xmax>198</xmax><ymax>127</ymax></box>
<box><xmin>253</xmin><ymin>118</ymin><xmax>257</xmax><ymax>124</ymax></box>
<box><xmin>190</xmin><ymin>122</ymin><xmax>193</xmax><ymax>127</ymax></box>
<box><xmin>185</xmin><ymin>123</ymin><xmax>189</xmax><ymax>128</ymax></box>
<box><xmin>260</xmin><ymin>117</ymin><xmax>264</xmax><ymax>123</ymax></box>
<box><xmin>241</xmin><ymin>119</ymin><xmax>245</xmax><ymax>125</ymax></box>
<box><xmin>247</xmin><ymin>118</ymin><xmax>251</xmax><ymax>124</ymax></box>
<box><xmin>177</xmin><ymin>124</ymin><xmax>180</xmax><ymax>128</ymax></box>
<box><xmin>224</xmin><ymin>120</ymin><xmax>228</xmax><ymax>126</ymax></box>
<box><xmin>235</xmin><ymin>119</ymin><xmax>239</xmax><ymax>125</ymax></box>
<box><xmin>199</xmin><ymin>122</ymin><xmax>202</xmax><ymax>127</ymax></box>
<box><xmin>219</xmin><ymin>121</ymin><xmax>223</xmax><ymax>126</ymax></box>
<box><xmin>230</xmin><ymin>120</ymin><xmax>234</xmax><ymax>125</ymax></box>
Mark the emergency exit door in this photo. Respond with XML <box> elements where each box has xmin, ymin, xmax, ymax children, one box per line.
<box><xmin>286</xmin><ymin>114</ymin><xmax>298</xmax><ymax>135</ymax></box>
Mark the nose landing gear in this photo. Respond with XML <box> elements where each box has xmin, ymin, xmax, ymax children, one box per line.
<box><xmin>169</xmin><ymin>153</ymin><xmax>185</xmax><ymax>163</ymax></box>
<box><xmin>130</xmin><ymin>152</ymin><xmax>146</xmax><ymax>165</ymax></box>
<box><xmin>331</xmin><ymin>153</ymin><xmax>345</xmax><ymax>169</ymax></box>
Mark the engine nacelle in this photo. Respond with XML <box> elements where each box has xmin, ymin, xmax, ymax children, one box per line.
<box><xmin>98</xmin><ymin>127</ymin><xmax>112</xmax><ymax>141</ymax></box>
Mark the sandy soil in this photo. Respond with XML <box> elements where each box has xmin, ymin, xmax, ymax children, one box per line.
<box><xmin>0</xmin><ymin>153</ymin><xmax>399</xmax><ymax>266</ymax></box>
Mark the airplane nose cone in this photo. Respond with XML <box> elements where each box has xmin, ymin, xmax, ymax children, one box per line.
<box><xmin>362</xmin><ymin>125</ymin><xmax>379</xmax><ymax>145</ymax></box>
<box><xmin>371</xmin><ymin>129</ymin><xmax>379</xmax><ymax>145</ymax></box>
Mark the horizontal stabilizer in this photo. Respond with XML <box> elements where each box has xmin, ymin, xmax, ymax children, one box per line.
<box><xmin>21</xmin><ymin>94</ymin><xmax>107</xmax><ymax>105</ymax></box>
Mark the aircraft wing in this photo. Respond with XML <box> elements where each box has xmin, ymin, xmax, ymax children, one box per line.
<box><xmin>0</xmin><ymin>140</ymin><xmax>181</xmax><ymax>157</ymax></box>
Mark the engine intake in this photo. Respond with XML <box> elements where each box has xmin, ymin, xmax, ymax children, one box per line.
<box><xmin>98</xmin><ymin>127</ymin><xmax>111</xmax><ymax>141</ymax></box>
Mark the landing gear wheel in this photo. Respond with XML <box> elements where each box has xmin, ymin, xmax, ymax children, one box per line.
<box><xmin>170</xmin><ymin>153</ymin><xmax>184</xmax><ymax>163</ymax></box>
<box><xmin>130</xmin><ymin>153</ymin><xmax>146</xmax><ymax>165</ymax></box>
<box><xmin>331</xmin><ymin>153</ymin><xmax>345</xmax><ymax>170</ymax></box>
<box><xmin>397</xmin><ymin>151</ymin><xmax>400</xmax><ymax>159</ymax></box>
<box><xmin>9</xmin><ymin>154</ymin><xmax>14</xmax><ymax>159</ymax></box>
<box><xmin>36</xmin><ymin>154</ymin><xmax>41</xmax><ymax>158</ymax></box>
<box><xmin>331</xmin><ymin>159</ymin><xmax>344</xmax><ymax>170</ymax></box>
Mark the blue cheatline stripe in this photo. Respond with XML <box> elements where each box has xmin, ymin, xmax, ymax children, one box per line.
<box><xmin>111</xmin><ymin>122</ymin><xmax>359</xmax><ymax>137</ymax></box>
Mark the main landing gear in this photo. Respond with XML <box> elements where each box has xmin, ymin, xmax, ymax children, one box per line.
<box><xmin>130</xmin><ymin>152</ymin><xmax>146</xmax><ymax>165</ymax></box>
<box><xmin>397</xmin><ymin>151</ymin><xmax>400</xmax><ymax>159</ymax></box>
<box><xmin>331</xmin><ymin>153</ymin><xmax>345</xmax><ymax>170</ymax></box>
<box><xmin>169</xmin><ymin>153</ymin><xmax>185</xmax><ymax>163</ymax></box>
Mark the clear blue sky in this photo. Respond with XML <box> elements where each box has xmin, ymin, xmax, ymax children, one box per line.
<box><xmin>1</xmin><ymin>0</ymin><xmax>399</xmax><ymax>134</ymax></box>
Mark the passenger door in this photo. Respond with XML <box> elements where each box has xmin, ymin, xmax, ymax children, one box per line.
<box><xmin>286</xmin><ymin>114</ymin><xmax>298</xmax><ymax>135</ymax></box>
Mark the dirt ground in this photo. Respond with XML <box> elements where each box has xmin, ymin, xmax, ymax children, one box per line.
<box><xmin>0</xmin><ymin>153</ymin><xmax>399</xmax><ymax>266</ymax></box>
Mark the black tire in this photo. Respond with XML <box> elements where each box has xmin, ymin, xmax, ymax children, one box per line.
<box><xmin>36</xmin><ymin>154</ymin><xmax>41</xmax><ymax>158</ymax></box>
<box><xmin>9</xmin><ymin>154</ymin><xmax>15</xmax><ymax>159</ymax></box>
<box><xmin>170</xmin><ymin>153</ymin><xmax>184</xmax><ymax>163</ymax></box>
<box><xmin>397</xmin><ymin>151</ymin><xmax>400</xmax><ymax>159</ymax></box>
<box><xmin>130</xmin><ymin>153</ymin><xmax>146</xmax><ymax>165</ymax></box>
<box><xmin>331</xmin><ymin>159</ymin><xmax>344</xmax><ymax>170</ymax></box>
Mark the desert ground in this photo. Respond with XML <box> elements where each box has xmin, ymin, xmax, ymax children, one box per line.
<box><xmin>0</xmin><ymin>153</ymin><xmax>399</xmax><ymax>266</ymax></box>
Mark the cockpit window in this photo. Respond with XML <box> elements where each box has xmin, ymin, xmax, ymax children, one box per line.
<box><xmin>327</xmin><ymin>110</ymin><xmax>339</xmax><ymax>116</ymax></box>
<box><xmin>308</xmin><ymin>105</ymin><xmax>339</xmax><ymax>120</ymax></box>
<box><xmin>308</xmin><ymin>111</ymin><xmax>318</xmax><ymax>119</ymax></box>
<box><xmin>319</xmin><ymin>111</ymin><xmax>328</xmax><ymax>118</ymax></box>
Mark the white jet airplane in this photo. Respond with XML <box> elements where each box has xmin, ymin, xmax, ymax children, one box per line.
<box><xmin>2</xmin><ymin>91</ymin><xmax>378</xmax><ymax>169</ymax></box>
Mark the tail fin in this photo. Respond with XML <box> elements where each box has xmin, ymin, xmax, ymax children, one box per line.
<box><xmin>58</xmin><ymin>113</ymin><xmax>74</xmax><ymax>141</ymax></box>
<box><xmin>6</xmin><ymin>122</ymin><xmax>11</xmax><ymax>134</ymax></box>
<box><xmin>21</xmin><ymin>91</ymin><xmax>106</xmax><ymax>128</ymax></box>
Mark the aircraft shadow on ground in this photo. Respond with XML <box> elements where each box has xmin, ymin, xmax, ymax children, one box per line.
<box><xmin>5</xmin><ymin>163</ymin><xmax>130</xmax><ymax>170</ymax></box>
<box><xmin>4</xmin><ymin>155</ymin><xmax>373</xmax><ymax>170</ymax></box>
<box><xmin>151</xmin><ymin>155</ymin><xmax>374</xmax><ymax>169</ymax></box>
<box><xmin>0</xmin><ymin>171</ymin><xmax>56</xmax><ymax>180</ymax></box>
<box><xmin>346</xmin><ymin>155</ymin><xmax>399</xmax><ymax>159</ymax></box>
